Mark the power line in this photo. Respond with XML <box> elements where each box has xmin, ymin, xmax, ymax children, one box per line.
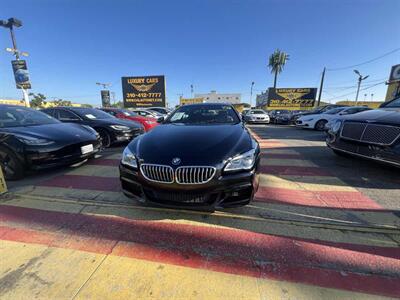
<box><xmin>326</xmin><ymin>48</ymin><xmax>400</xmax><ymax>71</ymax></box>
<box><xmin>325</xmin><ymin>81</ymin><xmax>386</xmax><ymax>101</ymax></box>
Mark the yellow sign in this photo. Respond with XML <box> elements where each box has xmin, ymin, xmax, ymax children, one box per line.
<box><xmin>180</xmin><ymin>97</ymin><xmax>204</xmax><ymax>105</ymax></box>
<box><xmin>267</xmin><ymin>88</ymin><xmax>317</xmax><ymax>109</ymax></box>
<box><xmin>0</xmin><ymin>167</ymin><xmax>7</xmax><ymax>194</ymax></box>
<box><xmin>0</xmin><ymin>99</ymin><xmax>26</xmax><ymax>106</ymax></box>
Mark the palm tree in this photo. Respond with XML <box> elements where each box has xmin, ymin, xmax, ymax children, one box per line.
<box><xmin>268</xmin><ymin>49</ymin><xmax>289</xmax><ymax>88</ymax></box>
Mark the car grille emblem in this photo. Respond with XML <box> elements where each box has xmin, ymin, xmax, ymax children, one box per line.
<box><xmin>171</xmin><ymin>157</ymin><xmax>181</xmax><ymax>165</ymax></box>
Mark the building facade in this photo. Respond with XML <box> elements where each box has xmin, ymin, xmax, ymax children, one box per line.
<box><xmin>195</xmin><ymin>91</ymin><xmax>241</xmax><ymax>104</ymax></box>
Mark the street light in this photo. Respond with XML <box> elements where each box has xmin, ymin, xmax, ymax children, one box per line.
<box><xmin>1</xmin><ymin>17</ymin><xmax>30</xmax><ymax>107</ymax></box>
<box><xmin>354</xmin><ymin>69</ymin><xmax>369</xmax><ymax>104</ymax></box>
<box><xmin>250</xmin><ymin>82</ymin><xmax>255</xmax><ymax>107</ymax></box>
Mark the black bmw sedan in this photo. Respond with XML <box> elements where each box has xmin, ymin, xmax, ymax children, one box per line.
<box><xmin>41</xmin><ymin>107</ymin><xmax>144</xmax><ymax>147</ymax></box>
<box><xmin>0</xmin><ymin>105</ymin><xmax>101</xmax><ymax>180</ymax></box>
<box><xmin>120</xmin><ymin>103</ymin><xmax>261</xmax><ymax>210</ymax></box>
<box><xmin>326</xmin><ymin>96</ymin><xmax>400</xmax><ymax>167</ymax></box>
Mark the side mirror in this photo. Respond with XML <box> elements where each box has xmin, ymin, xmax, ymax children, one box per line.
<box><xmin>157</xmin><ymin>117</ymin><xmax>165</xmax><ymax>123</ymax></box>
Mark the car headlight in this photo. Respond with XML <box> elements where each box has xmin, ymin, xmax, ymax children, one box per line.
<box><xmin>224</xmin><ymin>148</ymin><xmax>257</xmax><ymax>172</ymax></box>
<box><xmin>331</xmin><ymin>120</ymin><xmax>342</xmax><ymax>133</ymax></box>
<box><xmin>145</xmin><ymin>120</ymin><xmax>156</xmax><ymax>125</ymax></box>
<box><xmin>110</xmin><ymin>125</ymin><xmax>130</xmax><ymax>131</ymax></box>
<box><xmin>15</xmin><ymin>134</ymin><xmax>55</xmax><ymax>146</ymax></box>
<box><xmin>121</xmin><ymin>147</ymin><xmax>137</xmax><ymax>168</ymax></box>
<box><xmin>303</xmin><ymin>118</ymin><xmax>314</xmax><ymax>122</ymax></box>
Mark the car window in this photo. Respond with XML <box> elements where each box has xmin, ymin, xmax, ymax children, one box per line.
<box><xmin>383</xmin><ymin>97</ymin><xmax>400</xmax><ymax>108</ymax></box>
<box><xmin>0</xmin><ymin>106</ymin><xmax>60</xmax><ymax>128</ymax></box>
<box><xmin>250</xmin><ymin>110</ymin><xmax>266</xmax><ymax>114</ymax></box>
<box><xmin>71</xmin><ymin>108</ymin><xmax>114</xmax><ymax>120</ymax></box>
<box><xmin>58</xmin><ymin>109</ymin><xmax>80</xmax><ymax>121</ymax></box>
<box><xmin>166</xmin><ymin>104</ymin><xmax>240</xmax><ymax>125</ymax></box>
<box><xmin>325</xmin><ymin>107</ymin><xmax>345</xmax><ymax>115</ymax></box>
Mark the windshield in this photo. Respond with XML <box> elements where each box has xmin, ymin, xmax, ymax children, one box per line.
<box><xmin>166</xmin><ymin>104</ymin><xmax>240</xmax><ymax>125</ymax></box>
<box><xmin>251</xmin><ymin>110</ymin><xmax>266</xmax><ymax>114</ymax></box>
<box><xmin>121</xmin><ymin>110</ymin><xmax>138</xmax><ymax>116</ymax></box>
<box><xmin>0</xmin><ymin>106</ymin><xmax>59</xmax><ymax>128</ymax></box>
<box><xmin>383</xmin><ymin>97</ymin><xmax>400</xmax><ymax>108</ymax></box>
<box><xmin>73</xmin><ymin>108</ymin><xmax>115</xmax><ymax>120</ymax></box>
<box><xmin>325</xmin><ymin>107</ymin><xmax>345</xmax><ymax>115</ymax></box>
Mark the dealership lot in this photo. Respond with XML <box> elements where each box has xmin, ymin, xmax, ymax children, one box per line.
<box><xmin>1</xmin><ymin>125</ymin><xmax>399</xmax><ymax>299</ymax></box>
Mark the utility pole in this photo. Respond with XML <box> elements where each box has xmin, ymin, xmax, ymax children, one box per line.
<box><xmin>317</xmin><ymin>67</ymin><xmax>325</xmax><ymax>107</ymax></box>
<box><xmin>0</xmin><ymin>18</ymin><xmax>30</xmax><ymax>107</ymax></box>
<box><xmin>371</xmin><ymin>93</ymin><xmax>374</xmax><ymax>101</ymax></box>
<box><xmin>250</xmin><ymin>82</ymin><xmax>255</xmax><ymax>107</ymax></box>
<box><xmin>354</xmin><ymin>70</ymin><xmax>369</xmax><ymax>104</ymax></box>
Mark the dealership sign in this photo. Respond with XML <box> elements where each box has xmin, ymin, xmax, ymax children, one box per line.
<box><xmin>267</xmin><ymin>88</ymin><xmax>317</xmax><ymax>109</ymax></box>
<box><xmin>180</xmin><ymin>97</ymin><xmax>204</xmax><ymax>105</ymax></box>
<box><xmin>101</xmin><ymin>90</ymin><xmax>111</xmax><ymax>107</ymax></box>
<box><xmin>122</xmin><ymin>75</ymin><xmax>166</xmax><ymax>108</ymax></box>
<box><xmin>11</xmin><ymin>60</ymin><xmax>31</xmax><ymax>89</ymax></box>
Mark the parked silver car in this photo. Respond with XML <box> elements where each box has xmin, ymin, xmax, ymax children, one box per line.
<box><xmin>243</xmin><ymin>109</ymin><xmax>270</xmax><ymax>124</ymax></box>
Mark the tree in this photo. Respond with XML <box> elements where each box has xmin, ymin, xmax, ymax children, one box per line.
<box><xmin>111</xmin><ymin>101</ymin><xmax>123</xmax><ymax>108</ymax></box>
<box><xmin>29</xmin><ymin>93</ymin><xmax>47</xmax><ymax>108</ymax></box>
<box><xmin>268</xmin><ymin>49</ymin><xmax>289</xmax><ymax>88</ymax></box>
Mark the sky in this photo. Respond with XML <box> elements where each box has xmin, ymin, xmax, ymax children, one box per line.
<box><xmin>1</xmin><ymin>0</ymin><xmax>399</xmax><ymax>107</ymax></box>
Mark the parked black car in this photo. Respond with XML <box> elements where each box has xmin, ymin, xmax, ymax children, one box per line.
<box><xmin>120</xmin><ymin>103</ymin><xmax>261</xmax><ymax>210</ymax></box>
<box><xmin>41</xmin><ymin>107</ymin><xmax>144</xmax><ymax>147</ymax></box>
<box><xmin>269</xmin><ymin>110</ymin><xmax>290</xmax><ymax>124</ymax></box>
<box><xmin>326</xmin><ymin>97</ymin><xmax>400</xmax><ymax>167</ymax></box>
<box><xmin>0</xmin><ymin>105</ymin><xmax>101</xmax><ymax>180</ymax></box>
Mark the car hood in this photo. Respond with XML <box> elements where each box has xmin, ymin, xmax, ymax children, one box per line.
<box><xmin>0</xmin><ymin>123</ymin><xmax>97</xmax><ymax>143</ymax></box>
<box><xmin>342</xmin><ymin>108</ymin><xmax>400</xmax><ymax>125</ymax></box>
<box><xmin>130</xmin><ymin>123</ymin><xmax>253</xmax><ymax>165</ymax></box>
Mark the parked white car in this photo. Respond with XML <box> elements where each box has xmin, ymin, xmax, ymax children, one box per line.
<box><xmin>243</xmin><ymin>109</ymin><xmax>270</xmax><ymax>124</ymax></box>
<box><xmin>296</xmin><ymin>106</ymin><xmax>371</xmax><ymax>131</ymax></box>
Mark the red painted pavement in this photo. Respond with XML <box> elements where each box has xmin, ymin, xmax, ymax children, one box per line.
<box><xmin>87</xmin><ymin>158</ymin><xmax>120</xmax><ymax>167</ymax></box>
<box><xmin>39</xmin><ymin>175</ymin><xmax>120</xmax><ymax>192</ymax></box>
<box><xmin>261</xmin><ymin>153</ymin><xmax>303</xmax><ymax>159</ymax></box>
<box><xmin>0</xmin><ymin>205</ymin><xmax>399</xmax><ymax>298</ymax></box>
<box><xmin>255</xmin><ymin>187</ymin><xmax>382</xmax><ymax>209</ymax></box>
<box><xmin>260</xmin><ymin>165</ymin><xmax>332</xmax><ymax>176</ymax></box>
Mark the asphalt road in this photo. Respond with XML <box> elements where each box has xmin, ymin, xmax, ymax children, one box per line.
<box><xmin>250</xmin><ymin>124</ymin><xmax>400</xmax><ymax>210</ymax></box>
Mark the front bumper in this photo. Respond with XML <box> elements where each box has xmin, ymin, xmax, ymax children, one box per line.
<box><xmin>326</xmin><ymin>133</ymin><xmax>400</xmax><ymax>167</ymax></box>
<box><xmin>25</xmin><ymin>139</ymin><xmax>102</xmax><ymax>170</ymax></box>
<box><xmin>295</xmin><ymin>120</ymin><xmax>314</xmax><ymax>128</ymax></box>
<box><xmin>112</xmin><ymin>128</ymin><xmax>144</xmax><ymax>143</ymax></box>
<box><xmin>120</xmin><ymin>164</ymin><xmax>260</xmax><ymax>210</ymax></box>
<box><xmin>247</xmin><ymin>118</ymin><xmax>270</xmax><ymax>124</ymax></box>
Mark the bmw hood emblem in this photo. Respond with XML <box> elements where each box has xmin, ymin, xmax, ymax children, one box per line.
<box><xmin>171</xmin><ymin>157</ymin><xmax>181</xmax><ymax>165</ymax></box>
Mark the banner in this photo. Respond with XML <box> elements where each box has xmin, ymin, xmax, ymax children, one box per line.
<box><xmin>267</xmin><ymin>88</ymin><xmax>317</xmax><ymax>109</ymax></box>
<box><xmin>122</xmin><ymin>75</ymin><xmax>166</xmax><ymax>108</ymax></box>
<box><xmin>180</xmin><ymin>97</ymin><xmax>204</xmax><ymax>105</ymax></box>
<box><xmin>11</xmin><ymin>60</ymin><xmax>31</xmax><ymax>89</ymax></box>
<box><xmin>101</xmin><ymin>90</ymin><xmax>111</xmax><ymax>107</ymax></box>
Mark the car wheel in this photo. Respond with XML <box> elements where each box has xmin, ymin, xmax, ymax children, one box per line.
<box><xmin>315</xmin><ymin>120</ymin><xmax>327</xmax><ymax>131</ymax></box>
<box><xmin>0</xmin><ymin>146</ymin><xmax>25</xmax><ymax>180</ymax></box>
<box><xmin>98</xmin><ymin>129</ymin><xmax>112</xmax><ymax>148</ymax></box>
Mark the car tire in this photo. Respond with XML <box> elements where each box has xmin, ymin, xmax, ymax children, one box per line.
<box><xmin>98</xmin><ymin>128</ymin><xmax>112</xmax><ymax>148</ymax></box>
<box><xmin>0</xmin><ymin>146</ymin><xmax>25</xmax><ymax>180</ymax></box>
<box><xmin>315</xmin><ymin>120</ymin><xmax>327</xmax><ymax>131</ymax></box>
